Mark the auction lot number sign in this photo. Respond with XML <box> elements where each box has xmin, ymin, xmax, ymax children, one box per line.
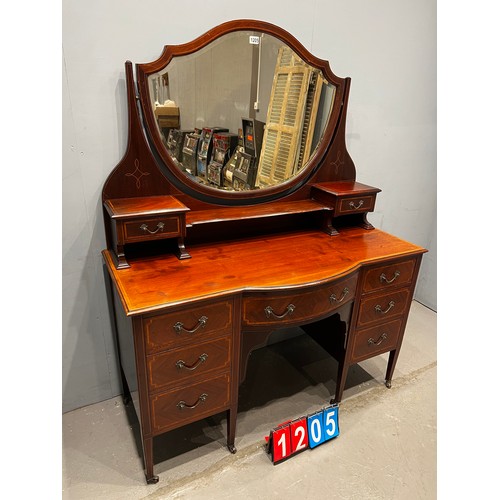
<box><xmin>266</xmin><ymin>404</ymin><xmax>339</xmax><ymax>464</ymax></box>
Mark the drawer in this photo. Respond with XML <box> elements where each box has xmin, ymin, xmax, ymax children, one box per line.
<box><xmin>356</xmin><ymin>288</ymin><xmax>411</xmax><ymax>329</ymax></box>
<box><xmin>144</xmin><ymin>300</ymin><xmax>233</xmax><ymax>354</ymax></box>
<box><xmin>147</xmin><ymin>337</ymin><xmax>231</xmax><ymax>392</ymax></box>
<box><xmin>150</xmin><ymin>373</ymin><xmax>230</xmax><ymax>433</ymax></box>
<box><xmin>242</xmin><ymin>274</ymin><xmax>357</xmax><ymax>328</ymax></box>
<box><xmin>336</xmin><ymin>195</ymin><xmax>376</xmax><ymax>215</ymax></box>
<box><xmin>362</xmin><ymin>258</ymin><xmax>416</xmax><ymax>293</ymax></box>
<box><xmin>351</xmin><ymin>319</ymin><xmax>402</xmax><ymax>363</ymax></box>
<box><xmin>123</xmin><ymin>216</ymin><xmax>181</xmax><ymax>242</ymax></box>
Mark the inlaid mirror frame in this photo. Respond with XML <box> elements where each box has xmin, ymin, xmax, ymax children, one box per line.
<box><xmin>136</xmin><ymin>19</ymin><xmax>347</xmax><ymax>205</ymax></box>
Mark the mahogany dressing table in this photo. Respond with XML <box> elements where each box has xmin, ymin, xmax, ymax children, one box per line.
<box><xmin>101</xmin><ymin>20</ymin><xmax>427</xmax><ymax>484</ymax></box>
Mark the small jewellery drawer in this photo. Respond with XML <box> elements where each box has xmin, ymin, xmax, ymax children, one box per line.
<box><xmin>362</xmin><ymin>258</ymin><xmax>416</xmax><ymax>293</ymax></box>
<box><xmin>336</xmin><ymin>195</ymin><xmax>376</xmax><ymax>215</ymax></box>
<box><xmin>351</xmin><ymin>319</ymin><xmax>403</xmax><ymax>363</ymax></box>
<box><xmin>356</xmin><ymin>288</ymin><xmax>411</xmax><ymax>329</ymax></box>
<box><xmin>147</xmin><ymin>337</ymin><xmax>231</xmax><ymax>392</ymax></box>
<box><xmin>144</xmin><ymin>300</ymin><xmax>233</xmax><ymax>354</ymax></box>
<box><xmin>150</xmin><ymin>373</ymin><xmax>230</xmax><ymax>433</ymax></box>
<box><xmin>242</xmin><ymin>274</ymin><xmax>357</xmax><ymax>328</ymax></box>
<box><xmin>123</xmin><ymin>216</ymin><xmax>180</xmax><ymax>242</ymax></box>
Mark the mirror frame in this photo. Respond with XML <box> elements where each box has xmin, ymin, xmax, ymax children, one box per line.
<box><xmin>136</xmin><ymin>19</ymin><xmax>346</xmax><ymax>205</ymax></box>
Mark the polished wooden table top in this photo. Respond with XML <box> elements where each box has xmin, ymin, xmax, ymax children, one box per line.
<box><xmin>103</xmin><ymin>227</ymin><xmax>426</xmax><ymax>316</ymax></box>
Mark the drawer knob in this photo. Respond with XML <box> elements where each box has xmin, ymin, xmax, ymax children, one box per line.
<box><xmin>375</xmin><ymin>300</ymin><xmax>395</xmax><ymax>314</ymax></box>
<box><xmin>177</xmin><ymin>393</ymin><xmax>208</xmax><ymax>410</ymax></box>
<box><xmin>379</xmin><ymin>270</ymin><xmax>400</xmax><ymax>284</ymax></box>
<box><xmin>140</xmin><ymin>222</ymin><xmax>165</xmax><ymax>234</ymax></box>
<box><xmin>264</xmin><ymin>304</ymin><xmax>295</xmax><ymax>319</ymax></box>
<box><xmin>349</xmin><ymin>200</ymin><xmax>364</xmax><ymax>210</ymax></box>
<box><xmin>368</xmin><ymin>333</ymin><xmax>388</xmax><ymax>346</ymax></box>
<box><xmin>173</xmin><ymin>316</ymin><xmax>208</xmax><ymax>334</ymax></box>
<box><xmin>330</xmin><ymin>287</ymin><xmax>349</xmax><ymax>304</ymax></box>
<box><xmin>176</xmin><ymin>353</ymin><xmax>208</xmax><ymax>371</ymax></box>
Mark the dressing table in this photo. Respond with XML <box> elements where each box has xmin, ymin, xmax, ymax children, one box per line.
<box><xmin>101</xmin><ymin>19</ymin><xmax>426</xmax><ymax>484</ymax></box>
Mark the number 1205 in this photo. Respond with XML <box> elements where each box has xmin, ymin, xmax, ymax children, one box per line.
<box><xmin>268</xmin><ymin>404</ymin><xmax>339</xmax><ymax>464</ymax></box>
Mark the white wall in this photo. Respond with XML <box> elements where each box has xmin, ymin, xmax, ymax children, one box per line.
<box><xmin>62</xmin><ymin>0</ymin><xmax>436</xmax><ymax>412</ymax></box>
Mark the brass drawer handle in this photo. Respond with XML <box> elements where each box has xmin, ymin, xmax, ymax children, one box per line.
<box><xmin>330</xmin><ymin>287</ymin><xmax>349</xmax><ymax>304</ymax></box>
<box><xmin>368</xmin><ymin>333</ymin><xmax>388</xmax><ymax>346</ymax></box>
<box><xmin>177</xmin><ymin>393</ymin><xmax>208</xmax><ymax>410</ymax></box>
<box><xmin>349</xmin><ymin>200</ymin><xmax>364</xmax><ymax>210</ymax></box>
<box><xmin>375</xmin><ymin>300</ymin><xmax>395</xmax><ymax>314</ymax></box>
<box><xmin>176</xmin><ymin>353</ymin><xmax>208</xmax><ymax>371</ymax></box>
<box><xmin>264</xmin><ymin>304</ymin><xmax>295</xmax><ymax>319</ymax></box>
<box><xmin>173</xmin><ymin>316</ymin><xmax>208</xmax><ymax>334</ymax></box>
<box><xmin>379</xmin><ymin>270</ymin><xmax>400</xmax><ymax>284</ymax></box>
<box><xmin>140</xmin><ymin>222</ymin><xmax>165</xmax><ymax>234</ymax></box>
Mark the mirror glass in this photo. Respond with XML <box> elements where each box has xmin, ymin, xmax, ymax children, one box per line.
<box><xmin>147</xmin><ymin>30</ymin><xmax>336</xmax><ymax>192</ymax></box>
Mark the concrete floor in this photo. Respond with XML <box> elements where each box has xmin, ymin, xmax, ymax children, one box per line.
<box><xmin>62</xmin><ymin>300</ymin><xmax>436</xmax><ymax>499</ymax></box>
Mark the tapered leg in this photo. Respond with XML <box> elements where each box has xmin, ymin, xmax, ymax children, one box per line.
<box><xmin>120</xmin><ymin>366</ymin><xmax>132</xmax><ymax>406</ymax></box>
<box><xmin>385</xmin><ymin>349</ymin><xmax>400</xmax><ymax>389</ymax></box>
<box><xmin>143</xmin><ymin>437</ymin><xmax>158</xmax><ymax>484</ymax></box>
<box><xmin>331</xmin><ymin>358</ymin><xmax>349</xmax><ymax>404</ymax></box>
<box><xmin>226</xmin><ymin>408</ymin><xmax>237</xmax><ymax>454</ymax></box>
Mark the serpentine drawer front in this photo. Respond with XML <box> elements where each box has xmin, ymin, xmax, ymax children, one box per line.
<box><xmin>147</xmin><ymin>336</ymin><xmax>231</xmax><ymax>393</ymax></box>
<box><xmin>144</xmin><ymin>300</ymin><xmax>233</xmax><ymax>354</ymax></box>
<box><xmin>242</xmin><ymin>274</ymin><xmax>358</xmax><ymax>328</ymax></box>
<box><xmin>150</xmin><ymin>373</ymin><xmax>231</xmax><ymax>434</ymax></box>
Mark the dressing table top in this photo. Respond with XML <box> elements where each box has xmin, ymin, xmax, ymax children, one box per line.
<box><xmin>103</xmin><ymin>227</ymin><xmax>425</xmax><ymax>316</ymax></box>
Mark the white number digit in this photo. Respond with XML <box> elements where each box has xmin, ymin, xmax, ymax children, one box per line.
<box><xmin>325</xmin><ymin>409</ymin><xmax>336</xmax><ymax>437</ymax></box>
<box><xmin>277</xmin><ymin>432</ymin><xmax>287</xmax><ymax>456</ymax></box>
<box><xmin>294</xmin><ymin>426</ymin><xmax>306</xmax><ymax>450</ymax></box>
<box><xmin>311</xmin><ymin>418</ymin><xmax>322</xmax><ymax>443</ymax></box>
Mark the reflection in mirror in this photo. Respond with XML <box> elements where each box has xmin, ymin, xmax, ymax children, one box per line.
<box><xmin>148</xmin><ymin>31</ymin><xmax>335</xmax><ymax>192</ymax></box>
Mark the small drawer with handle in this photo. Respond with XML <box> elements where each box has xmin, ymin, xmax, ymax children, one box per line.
<box><xmin>242</xmin><ymin>275</ymin><xmax>357</xmax><ymax>328</ymax></box>
<box><xmin>123</xmin><ymin>216</ymin><xmax>181</xmax><ymax>242</ymax></box>
<box><xmin>356</xmin><ymin>288</ymin><xmax>411</xmax><ymax>329</ymax></box>
<box><xmin>144</xmin><ymin>300</ymin><xmax>233</xmax><ymax>354</ymax></box>
<box><xmin>362</xmin><ymin>258</ymin><xmax>417</xmax><ymax>294</ymax></box>
<box><xmin>147</xmin><ymin>337</ymin><xmax>231</xmax><ymax>392</ymax></box>
<box><xmin>150</xmin><ymin>373</ymin><xmax>230</xmax><ymax>434</ymax></box>
<box><xmin>336</xmin><ymin>195</ymin><xmax>376</xmax><ymax>215</ymax></box>
<box><xmin>351</xmin><ymin>319</ymin><xmax>403</xmax><ymax>363</ymax></box>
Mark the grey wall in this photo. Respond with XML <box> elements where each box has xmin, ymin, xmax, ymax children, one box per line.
<box><xmin>62</xmin><ymin>0</ymin><xmax>436</xmax><ymax>413</ymax></box>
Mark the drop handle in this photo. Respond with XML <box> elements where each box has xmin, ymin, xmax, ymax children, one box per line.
<box><xmin>140</xmin><ymin>221</ymin><xmax>165</xmax><ymax>234</ymax></box>
<box><xmin>177</xmin><ymin>393</ymin><xmax>208</xmax><ymax>410</ymax></box>
<box><xmin>379</xmin><ymin>271</ymin><xmax>400</xmax><ymax>284</ymax></box>
<box><xmin>375</xmin><ymin>301</ymin><xmax>395</xmax><ymax>314</ymax></box>
<box><xmin>330</xmin><ymin>287</ymin><xmax>349</xmax><ymax>304</ymax></box>
<box><xmin>368</xmin><ymin>333</ymin><xmax>388</xmax><ymax>346</ymax></box>
<box><xmin>173</xmin><ymin>316</ymin><xmax>208</xmax><ymax>334</ymax></box>
<box><xmin>176</xmin><ymin>353</ymin><xmax>208</xmax><ymax>371</ymax></box>
<box><xmin>264</xmin><ymin>304</ymin><xmax>295</xmax><ymax>319</ymax></box>
<box><xmin>349</xmin><ymin>200</ymin><xmax>364</xmax><ymax>210</ymax></box>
